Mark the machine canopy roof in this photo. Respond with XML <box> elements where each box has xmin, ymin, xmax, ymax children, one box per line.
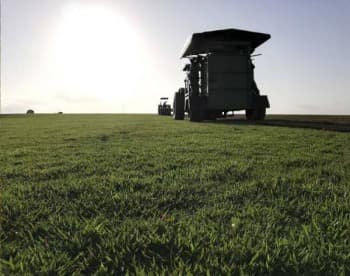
<box><xmin>181</xmin><ymin>28</ymin><xmax>271</xmax><ymax>58</ymax></box>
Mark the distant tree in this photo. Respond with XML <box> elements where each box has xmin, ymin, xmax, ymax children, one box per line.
<box><xmin>26</xmin><ymin>109</ymin><xmax>34</xmax><ymax>114</ymax></box>
<box><xmin>58</xmin><ymin>112</ymin><xmax>63</xmax><ymax>114</ymax></box>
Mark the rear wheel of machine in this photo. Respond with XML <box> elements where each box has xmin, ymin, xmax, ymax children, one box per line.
<box><xmin>173</xmin><ymin>91</ymin><xmax>184</xmax><ymax>120</ymax></box>
<box><xmin>257</xmin><ymin>108</ymin><xmax>266</xmax><ymax>120</ymax></box>
<box><xmin>189</xmin><ymin>110</ymin><xmax>203</xmax><ymax>122</ymax></box>
<box><xmin>189</xmin><ymin>97</ymin><xmax>203</xmax><ymax>122</ymax></box>
<box><xmin>246</xmin><ymin>108</ymin><xmax>266</xmax><ymax>120</ymax></box>
<box><xmin>205</xmin><ymin>112</ymin><xmax>217</xmax><ymax>121</ymax></box>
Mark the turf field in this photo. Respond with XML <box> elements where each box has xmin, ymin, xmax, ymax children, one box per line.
<box><xmin>1</xmin><ymin>114</ymin><xmax>349</xmax><ymax>274</ymax></box>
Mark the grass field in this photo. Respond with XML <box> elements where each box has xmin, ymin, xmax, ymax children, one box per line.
<box><xmin>1</xmin><ymin>114</ymin><xmax>350</xmax><ymax>274</ymax></box>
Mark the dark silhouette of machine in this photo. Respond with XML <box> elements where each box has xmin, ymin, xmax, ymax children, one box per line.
<box><xmin>173</xmin><ymin>28</ymin><xmax>271</xmax><ymax>121</ymax></box>
<box><xmin>158</xmin><ymin>97</ymin><xmax>172</xmax><ymax>116</ymax></box>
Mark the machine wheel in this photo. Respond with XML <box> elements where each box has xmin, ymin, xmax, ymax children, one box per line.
<box><xmin>173</xmin><ymin>90</ymin><xmax>185</xmax><ymax>120</ymax></box>
<box><xmin>188</xmin><ymin>96</ymin><xmax>203</xmax><ymax>122</ymax></box>
<box><xmin>256</xmin><ymin>108</ymin><xmax>266</xmax><ymax>120</ymax></box>
<box><xmin>189</xmin><ymin>110</ymin><xmax>203</xmax><ymax>122</ymax></box>
<box><xmin>204</xmin><ymin>112</ymin><xmax>217</xmax><ymax>121</ymax></box>
<box><xmin>246</xmin><ymin>108</ymin><xmax>266</xmax><ymax>120</ymax></box>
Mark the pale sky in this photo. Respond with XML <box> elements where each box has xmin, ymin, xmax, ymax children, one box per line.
<box><xmin>1</xmin><ymin>0</ymin><xmax>350</xmax><ymax>114</ymax></box>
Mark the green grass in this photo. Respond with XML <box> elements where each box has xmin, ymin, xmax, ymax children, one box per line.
<box><xmin>1</xmin><ymin>114</ymin><xmax>349</xmax><ymax>274</ymax></box>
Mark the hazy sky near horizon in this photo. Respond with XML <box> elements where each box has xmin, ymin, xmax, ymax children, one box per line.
<box><xmin>1</xmin><ymin>0</ymin><xmax>350</xmax><ymax>114</ymax></box>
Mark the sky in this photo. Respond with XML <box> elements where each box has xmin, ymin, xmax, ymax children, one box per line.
<box><xmin>1</xmin><ymin>0</ymin><xmax>350</xmax><ymax>114</ymax></box>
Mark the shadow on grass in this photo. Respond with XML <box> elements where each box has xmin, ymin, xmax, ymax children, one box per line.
<box><xmin>209</xmin><ymin>115</ymin><xmax>350</xmax><ymax>132</ymax></box>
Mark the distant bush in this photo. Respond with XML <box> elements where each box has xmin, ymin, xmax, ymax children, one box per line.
<box><xmin>58</xmin><ymin>112</ymin><xmax>63</xmax><ymax>114</ymax></box>
<box><xmin>26</xmin><ymin>109</ymin><xmax>34</xmax><ymax>114</ymax></box>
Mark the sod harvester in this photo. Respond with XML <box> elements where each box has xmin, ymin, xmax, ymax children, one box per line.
<box><xmin>158</xmin><ymin>97</ymin><xmax>172</xmax><ymax>116</ymax></box>
<box><xmin>173</xmin><ymin>28</ymin><xmax>271</xmax><ymax>121</ymax></box>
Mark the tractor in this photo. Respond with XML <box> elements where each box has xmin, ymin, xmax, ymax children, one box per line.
<box><xmin>173</xmin><ymin>28</ymin><xmax>271</xmax><ymax>121</ymax></box>
<box><xmin>158</xmin><ymin>97</ymin><xmax>172</xmax><ymax>116</ymax></box>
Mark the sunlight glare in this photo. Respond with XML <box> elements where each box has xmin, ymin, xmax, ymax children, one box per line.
<box><xmin>50</xmin><ymin>3</ymin><xmax>153</xmax><ymax>106</ymax></box>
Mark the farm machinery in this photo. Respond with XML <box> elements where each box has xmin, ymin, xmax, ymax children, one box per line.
<box><xmin>173</xmin><ymin>28</ymin><xmax>271</xmax><ymax>121</ymax></box>
<box><xmin>158</xmin><ymin>97</ymin><xmax>172</xmax><ymax>116</ymax></box>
